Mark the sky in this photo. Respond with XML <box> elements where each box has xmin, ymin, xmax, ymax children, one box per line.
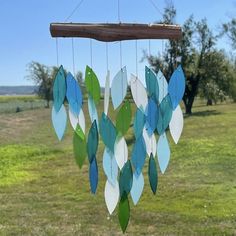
<box><xmin>0</xmin><ymin>0</ymin><xmax>235</xmax><ymax>86</ymax></box>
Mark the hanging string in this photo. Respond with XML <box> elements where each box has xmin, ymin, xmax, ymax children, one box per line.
<box><xmin>64</xmin><ymin>0</ymin><xmax>85</xmax><ymax>22</ymax></box>
<box><xmin>106</xmin><ymin>42</ymin><xmax>109</xmax><ymax>72</ymax></box>
<box><xmin>90</xmin><ymin>39</ymin><xmax>93</xmax><ymax>69</ymax></box>
<box><xmin>56</xmin><ymin>38</ymin><xmax>59</xmax><ymax>67</ymax></box>
<box><xmin>119</xmin><ymin>42</ymin><xmax>123</xmax><ymax>69</ymax></box>
<box><xmin>135</xmin><ymin>40</ymin><xmax>138</xmax><ymax>78</ymax></box>
<box><xmin>71</xmin><ymin>38</ymin><xmax>76</xmax><ymax>75</ymax></box>
<box><xmin>118</xmin><ymin>0</ymin><xmax>121</xmax><ymax>22</ymax></box>
<box><xmin>148</xmin><ymin>40</ymin><xmax>151</xmax><ymax>58</ymax></box>
<box><xmin>147</xmin><ymin>0</ymin><xmax>163</xmax><ymax>17</ymax></box>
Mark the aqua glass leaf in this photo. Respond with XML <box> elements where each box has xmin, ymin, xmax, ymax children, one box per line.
<box><xmin>169</xmin><ymin>105</ymin><xmax>184</xmax><ymax>144</ymax></box>
<box><xmin>105</xmin><ymin>180</ymin><xmax>119</xmax><ymax>215</ymax></box>
<box><xmin>145</xmin><ymin>66</ymin><xmax>159</xmax><ymax>103</ymax></box>
<box><xmin>111</xmin><ymin>66</ymin><xmax>128</xmax><ymax>110</ymax></box>
<box><xmin>168</xmin><ymin>65</ymin><xmax>186</xmax><ymax>110</ymax></box>
<box><xmin>87</xmin><ymin>120</ymin><xmax>99</xmax><ymax>163</ymax></box>
<box><xmin>68</xmin><ymin>107</ymin><xmax>85</xmax><ymax>133</ymax></box>
<box><xmin>157</xmin><ymin>132</ymin><xmax>170</xmax><ymax>174</ymax></box>
<box><xmin>114</xmin><ymin>136</ymin><xmax>128</xmax><ymax>169</ymax></box>
<box><xmin>66</xmin><ymin>72</ymin><xmax>83</xmax><ymax>116</ymax></box>
<box><xmin>116</xmin><ymin>100</ymin><xmax>132</xmax><ymax>136</ymax></box>
<box><xmin>88</xmin><ymin>95</ymin><xmax>99</xmax><ymax>129</ymax></box>
<box><xmin>130</xmin><ymin>74</ymin><xmax>148</xmax><ymax>111</ymax></box>
<box><xmin>85</xmin><ymin>65</ymin><xmax>100</xmax><ymax>104</ymax></box>
<box><xmin>73</xmin><ymin>131</ymin><xmax>87</xmax><ymax>168</ymax></box>
<box><xmin>99</xmin><ymin>112</ymin><xmax>117</xmax><ymax>153</ymax></box>
<box><xmin>51</xmin><ymin>104</ymin><xmax>67</xmax><ymax>141</ymax></box>
<box><xmin>130</xmin><ymin>172</ymin><xmax>144</xmax><ymax>205</ymax></box>
<box><xmin>133</xmin><ymin>108</ymin><xmax>146</xmax><ymax>139</ymax></box>
<box><xmin>119</xmin><ymin>160</ymin><xmax>133</xmax><ymax>196</ymax></box>
<box><xmin>145</xmin><ymin>97</ymin><xmax>158</xmax><ymax>136</ymax></box>
<box><xmin>142</xmin><ymin>128</ymin><xmax>156</xmax><ymax>157</ymax></box>
<box><xmin>118</xmin><ymin>192</ymin><xmax>130</xmax><ymax>233</ymax></box>
<box><xmin>131</xmin><ymin>136</ymin><xmax>146</xmax><ymax>177</ymax></box>
<box><xmin>148</xmin><ymin>153</ymin><xmax>158</xmax><ymax>194</ymax></box>
<box><xmin>157</xmin><ymin>69</ymin><xmax>168</xmax><ymax>103</ymax></box>
<box><xmin>103</xmin><ymin>147</ymin><xmax>118</xmax><ymax>186</ymax></box>
<box><xmin>89</xmin><ymin>157</ymin><xmax>98</xmax><ymax>194</ymax></box>
<box><xmin>53</xmin><ymin>65</ymin><xmax>66</xmax><ymax>112</ymax></box>
<box><xmin>104</xmin><ymin>70</ymin><xmax>110</xmax><ymax>115</ymax></box>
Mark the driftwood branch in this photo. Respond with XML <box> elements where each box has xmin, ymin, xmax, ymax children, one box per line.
<box><xmin>50</xmin><ymin>23</ymin><xmax>182</xmax><ymax>42</ymax></box>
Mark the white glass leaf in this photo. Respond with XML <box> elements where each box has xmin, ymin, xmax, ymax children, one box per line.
<box><xmin>157</xmin><ymin>132</ymin><xmax>170</xmax><ymax>174</ymax></box>
<box><xmin>114</xmin><ymin>136</ymin><xmax>128</xmax><ymax>169</ymax></box>
<box><xmin>68</xmin><ymin>107</ymin><xmax>85</xmax><ymax>134</ymax></box>
<box><xmin>157</xmin><ymin>70</ymin><xmax>168</xmax><ymax>103</ymax></box>
<box><xmin>51</xmin><ymin>104</ymin><xmax>67</xmax><ymax>141</ymax></box>
<box><xmin>169</xmin><ymin>105</ymin><xmax>184</xmax><ymax>144</ymax></box>
<box><xmin>104</xmin><ymin>180</ymin><xmax>119</xmax><ymax>215</ymax></box>
<box><xmin>142</xmin><ymin>128</ymin><xmax>156</xmax><ymax>157</ymax></box>
<box><xmin>130</xmin><ymin>74</ymin><xmax>148</xmax><ymax>111</ymax></box>
<box><xmin>130</xmin><ymin>172</ymin><xmax>144</xmax><ymax>205</ymax></box>
<box><xmin>78</xmin><ymin>109</ymin><xmax>85</xmax><ymax>134</ymax></box>
<box><xmin>111</xmin><ymin>66</ymin><xmax>127</xmax><ymax>110</ymax></box>
<box><xmin>104</xmin><ymin>70</ymin><xmax>110</xmax><ymax>115</ymax></box>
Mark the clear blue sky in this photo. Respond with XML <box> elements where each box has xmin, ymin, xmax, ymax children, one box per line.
<box><xmin>0</xmin><ymin>0</ymin><xmax>235</xmax><ymax>86</ymax></box>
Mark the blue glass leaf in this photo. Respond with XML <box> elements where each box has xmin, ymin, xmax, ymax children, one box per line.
<box><xmin>133</xmin><ymin>108</ymin><xmax>146</xmax><ymax>139</ymax></box>
<box><xmin>89</xmin><ymin>157</ymin><xmax>98</xmax><ymax>194</ymax></box>
<box><xmin>99</xmin><ymin>112</ymin><xmax>117</xmax><ymax>153</ymax></box>
<box><xmin>87</xmin><ymin>120</ymin><xmax>99</xmax><ymax>163</ymax></box>
<box><xmin>145</xmin><ymin>98</ymin><xmax>158</xmax><ymax>136</ymax></box>
<box><xmin>130</xmin><ymin>172</ymin><xmax>144</xmax><ymax>205</ymax></box>
<box><xmin>53</xmin><ymin>65</ymin><xmax>66</xmax><ymax>112</ymax></box>
<box><xmin>168</xmin><ymin>65</ymin><xmax>186</xmax><ymax>110</ymax></box>
<box><xmin>66</xmin><ymin>72</ymin><xmax>82</xmax><ymax>116</ymax></box>
<box><xmin>157</xmin><ymin>132</ymin><xmax>170</xmax><ymax>174</ymax></box>
<box><xmin>111</xmin><ymin>66</ymin><xmax>127</xmax><ymax>110</ymax></box>
<box><xmin>157</xmin><ymin>70</ymin><xmax>168</xmax><ymax>103</ymax></box>
<box><xmin>88</xmin><ymin>95</ymin><xmax>99</xmax><ymax>132</ymax></box>
<box><xmin>119</xmin><ymin>160</ymin><xmax>133</xmax><ymax>196</ymax></box>
<box><xmin>51</xmin><ymin>104</ymin><xmax>67</xmax><ymax>141</ymax></box>
<box><xmin>131</xmin><ymin>136</ymin><xmax>146</xmax><ymax>177</ymax></box>
<box><xmin>145</xmin><ymin>66</ymin><xmax>159</xmax><ymax>102</ymax></box>
<box><xmin>148</xmin><ymin>153</ymin><xmax>158</xmax><ymax>194</ymax></box>
<box><xmin>103</xmin><ymin>147</ymin><xmax>118</xmax><ymax>186</ymax></box>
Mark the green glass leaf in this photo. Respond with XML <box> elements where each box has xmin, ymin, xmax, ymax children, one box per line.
<box><xmin>99</xmin><ymin>113</ymin><xmax>117</xmax><ymax>153</ymax></box>
<box><xmin>119</xmin><ymin>160</ymin><xmax>133</xmax><ymax>196</ymax></box>
<box><xmin>116</xmin><ymin>100</ymin><xmax>132</xmax><ymax>136</ymax></box>
<box><xmin>148</xmin><ymin>153</ymin><xmax>158</xmax><ymax>194</ymax></box>
<box><xmin>85</xmin><ymin>66</ymin><xmax>100</xmax><ymax>104</ymax></box>
<box><xmin>87</xmin><ymin>120</ymin><xmax>99</xmax><ymax>163</ymax></box>
<box><xmin>73</xmin><ymin>131</ymin><xmax>87</xmax><ymax>169</ymax></box>
<box><xmin>75</xmin><ymin>123</ymin><xmax>85</xmax><ymax>140</ymax></box>
<box><xmin>118</xmin><ymin>192</ymin><xmax>130</xmax><ymax>233</ymax></box>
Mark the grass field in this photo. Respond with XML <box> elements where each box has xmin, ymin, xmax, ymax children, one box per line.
<box><xmin>0</xmin><ymin>98</ymin><xmax>236</xmax><ymax>235</ymax></box>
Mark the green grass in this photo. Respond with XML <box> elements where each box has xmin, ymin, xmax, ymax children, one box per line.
<box><xmin>0</xmin><ymin>100</ymin><xmax>236</xmax><ymax>235</ymax></box>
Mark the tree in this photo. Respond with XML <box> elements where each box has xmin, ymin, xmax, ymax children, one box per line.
<box><xmin>27</xmin><ymin>61</ymin><xmax>54</xmax><ymax>108</ymax></box>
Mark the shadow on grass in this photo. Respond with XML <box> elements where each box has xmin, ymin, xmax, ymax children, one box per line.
<box><xmin>185</xmin><ymin>110</ymin><xmax>221</xmax><ymax>118</ymax></box>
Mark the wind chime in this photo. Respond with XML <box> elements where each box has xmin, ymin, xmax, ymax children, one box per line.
<box><xmin>50</xmin><ymin>1</ymin><xmax>185</xmax><ymax>233</ymax></box>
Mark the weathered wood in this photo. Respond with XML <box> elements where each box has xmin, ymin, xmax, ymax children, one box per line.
<box><xmin>50</xmin><ymin>23</ymin><xmax>182</xmax><ymax>42</ymax></box>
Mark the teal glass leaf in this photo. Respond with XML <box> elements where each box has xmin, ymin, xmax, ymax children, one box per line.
<box><xmin>156</xmin><ymin>106</ymin><xmax>164</xmax><ymax>135</ymax></box>
<box><xmin>130</xmin><ymin>172</ymin><xmax>144</xmax><ymax>205</ymax></box>
<box><xmin>157</xmin><ymin>69</ymin><xmax>168</xmax><ymax>103</ymax></box>
<box><xmin>168</xmin><ymin>65</ymin><xmax>186</xmax><ymax>110</ymax></box>
<box><xmin>66</xmin><ymin>72</ymin><xmax>82</xmax><ymax>116</ymax></box>
<box><xmin>53</xmin><ymin>65</ymin><xmax>66</xmax><ymax>112</ymax></box>
<box><xmin>145</xmin><ymin>66</ymin><xmax>159</xmax><ymax>103</ymax></box>
<box><xmin>73</xmin><ymin>130</ymin><xmax>86</xmax><ymax>168</ymax></box>
<box><xmin>131</xmin><ymin>136</ymin><xmax>146</xmax><ymax>177</ymax></box>
<box><xmin>148</xmin><ymin>153</ymin><xmax>158</xmax><ymax>194</ymax></box>
<box><xmin>133</xmin><ymin>108</ymin><xmax>146</xmax><ymax>139</ymax></box>
<box><xmin>118</xmin><ymin>192</ymin><xmax>130</xmax><ymax>233</ymax></box>
<box><xmin>87</xmin><ymin>120</ymin><xmax>99</xmax><ymax>163</ymax></box>
<box><xmin>51</xmin><ymin>104</ymin><xmax>67</xmax><ymax>141</ymax></box>
<box><xmin>157</xmin><ymin>132</ymin><xmax>170</xmax><ymax>174</ymax></box>
<box><xmin>89</xmin><ymin>157</ymin><xmax>98</xmax><ymax>194</ymax></box>
<box><xmin>116</xmin><ymin>100</ymin><xmax>132</xmax><ymax>136</ymax></box>
<box><xmin>99</xmin><ymin>112</ymin><xmax>117</xmax><ymax>153</ymax></box>
<box><xmin>103</xmin><ymin>147</ymin><xmax>118</xmax><ymax>186</ymax></box>
<box><xmin>145</xmin><ymin>98</ymin><xmax>158</xmax><ymax>136</ymax></box>
<box><xmin>88</xmin><ymin>95</ymin><xmax>99</xmax><ymax>131</ymax></box>
<box><xmin>111</xmin><ymin>66</ymin><xmax>127</xmax><ymax>110</ymax></box>
<box><xmin>85</xmin><ymin>66</ymin><xmax>100</xmax><ymax>104</ymax></box>
<box><xmin>119</xmin><ymin>160</ymin><xmax>133</xmax><ymax>196</ymax></box>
